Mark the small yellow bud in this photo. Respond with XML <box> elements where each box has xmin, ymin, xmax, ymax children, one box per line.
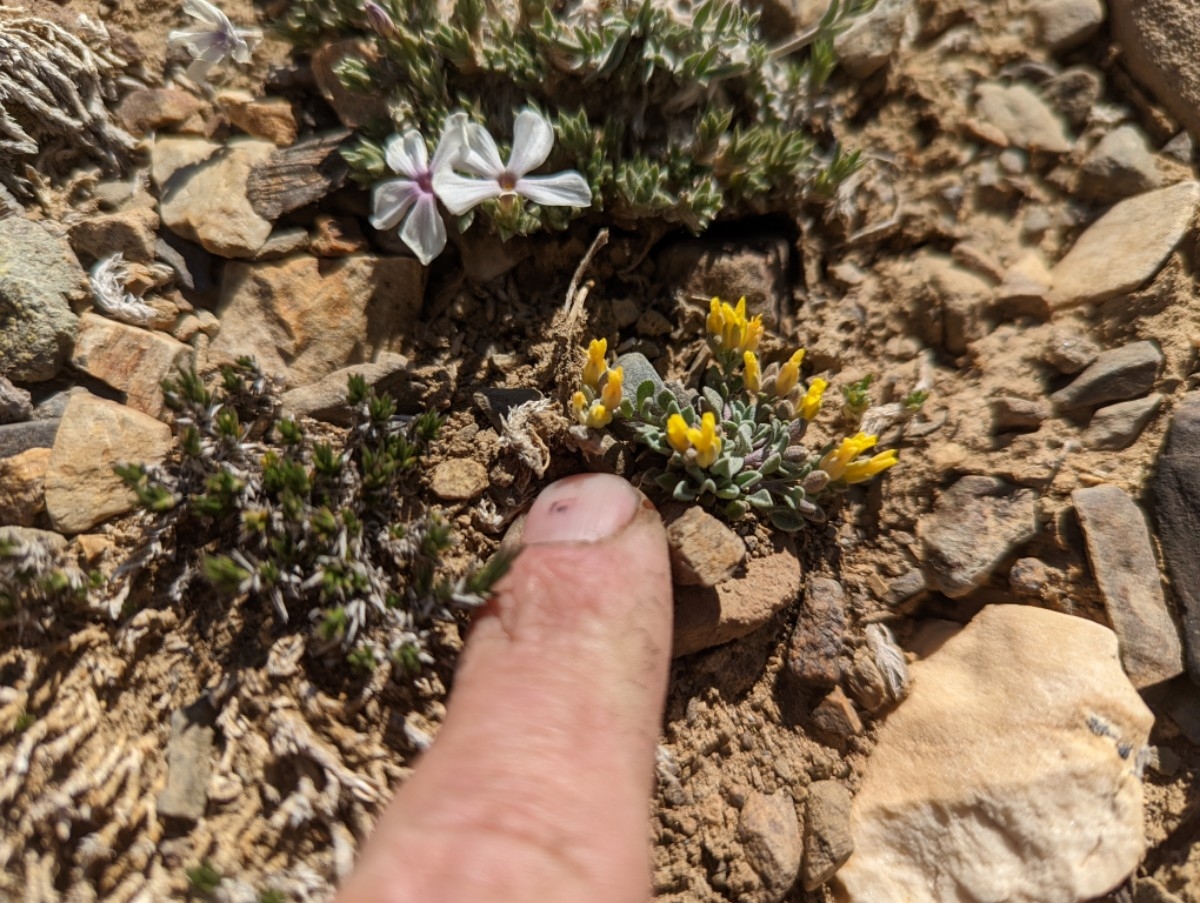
<box><xmin>687</xmin><ymin>411</ymin><xmax>722</xmax><ymax>469</ymax></box>
<box><xmin>776</xmin><ymin>349</ymin><xmax>806</xmax><ymax>397</ymax></box>
<box><xmin>585</xmin><ymin>402</ymin><xmax>612</xmax><ymax>429</ymax></box>
<box><xmin>706</xmin><ymin>297</ymin><xmax>725</xmax><ymax>338</ymax></box>
<box><xmin>743</xmin><ymin>316</ymin><xmax>764</xmax><ymax>354</ymax></box>
<box><xmin>819</xmin><ymin>432</ymin><xmax>878</xmax><ymax>481</ymax></box>
<box><xmin>570</xmin><ymin>390</ymin><xmax>588</xmax><ymax>424</ymax></box>
<box><xmin>666</xmin><ymin>413</ymin><xmax>691</xmax><ymax>454</ymax></box>
<box><xmin>600</xmin><ymin>366</ymin><xmax>623</xmax><ymax>411</ymax></box>
<box><xmin>800</xmin><ymin>377</ymin><xmax>827</xmax><ymax>421</ymax></box>
<box><xmin>743</xmin><ymin>352</ymin><xmax>761</xmax><ymax>394</ymax></box>
<box><xmin>582</xmin><ymin>338</ymin><xmax>607</xmax><ymax>390</ymax></box>
<box><xmin>843</xmin><ymin>448</ymin><xmax>899</xmax><ymax>484</ymax></box>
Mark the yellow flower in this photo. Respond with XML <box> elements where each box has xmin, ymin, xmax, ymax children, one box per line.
<box><xmin>800</xmin><ymin>377</ymin><xmax>827</xmax><ymax>421</ymax></box>
<box><xmin>666</xmin><ymin>413</ymin><xmax>691</xmax><ymax>454</ymax></box>
<box><xmin>570</xmin><ymin>390</ymin><xmax>588</xmax><ymax>423</ymax></box>
<box><xmin>775</xmin><ymin>349</ymin><xmax>806</xmax><ymax>397</ymax></box>
<box><xmin>582</xmin><ymin>338</ymin><xmax>607</xmax><ymax>390</ymax></box>
<box><xmin>707</xmin><ymin>296</ymin><xmax>763</xmax><ymax>355</ymax></box>
<box><xmin>600</xmin><ymin>366</ymin><xmax>623</xmax><ymax>411</ymax></box>
<box><xmin>843</xmin><ymin>449</ymin><xmax>899</xmax><ymax>484</ymax></box>
<box><xmin>686</xmin><ymin>411</ymin><xmax>722</xmax><ymax>469</ymax></box>
<box><xmin>743</xmin><ymin>351</ymin><xmax>761</xmax><ymax>394</ymax></box>
<box><xmin>818</xmin><ymin>432</ymin><xmax>878</xmax><ymax>480</ymax></box>
<box><xmin>585</xmin><ymin>402</ymin><xmax>612</xmax><ymax>429</ymax></box>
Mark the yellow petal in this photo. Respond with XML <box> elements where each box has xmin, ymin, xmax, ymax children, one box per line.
<box><xmin>585</xmin><ymin>402</ymin><xmax>612</xmax><ymax>429</ymax></box>
<box><xmin>800</xmin><ymin>377</ymin><xmax>827</xmax><ymax>421</ymax></box>
<box><xmin>666</xmin><ymin>413</ymin><xmax>691</xmax><ymax>453</ymax></box>
<box><xmin>582</xmin><ymin>338</ymin><xmax>607</xmax><ymax>390</ymax></box>
<box><xmin>743</xmin><ymin>351</ymin><xmax>761</xmax><ymax>394</ymax></box>
<box><xmin>601</xmin><ymin>366</ymin><xmax>624</xmax><ymax>411</ymax></box>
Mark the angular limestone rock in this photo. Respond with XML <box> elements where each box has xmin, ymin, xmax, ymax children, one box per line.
<box><xmin>837</xmin><ymin>605</ymin><xmax>1154</xmax><ymax>903</ymax></box>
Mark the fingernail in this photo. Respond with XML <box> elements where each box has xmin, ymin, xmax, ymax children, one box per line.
<box><xmin>521</xmin><ymin>473</ymin><xmax>641</xmax><ymax>544</ymax></box>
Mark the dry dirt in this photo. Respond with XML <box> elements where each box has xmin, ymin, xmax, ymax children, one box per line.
<box><xmin>2</xmin><ymin>0</ymin><xmax>1199</xmax><ymax>901</ymax></box>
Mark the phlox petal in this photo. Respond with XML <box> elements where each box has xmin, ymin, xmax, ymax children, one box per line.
<box><xmin>515</xmin><ymin>171</ymin><xmax>592</xmax><ymax>207</ymax></box>
<box><xmin>385</xmin><ymin>130</ymin><xmax>429</xmax><ymax>180</ymax></box>
<box><xmin>457</xmin><ymin>123</ymin><xmax>506</xmax><ymax>178</ymax></box>
<box><xmin>399</xmin><ymin>195</ymin><xmax>447</xmax><ymax>266</ymax></box>
<box><xmin>183</xmin><ymin>0</ymin><xmax>229</xmax><ymax>26</ymax></box>
<box><xmin>432</xmin><ymin>170</ymin><xmax>504</xmax><ymax>215</ymax></box>
<box><xmin>507</xmin><ymin>109</ymin><xmax>555</xmax><ymax>177</ymax></box>
<box><xmin>370</xmin><ymin>178</ymin><xmax>421</xmax><ymax>230</ymax></box>
<box><xmin>430</xmin><ymin>112</ymin><xmax>469</xmax><ymax>173</ymax></box>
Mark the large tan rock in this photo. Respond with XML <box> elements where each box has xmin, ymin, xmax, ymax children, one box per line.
<box><xmin>1111</xmin><ymin>0</ymin><xmax>1200</xmax><ymax>144</ymax></box>
<box><xmin>71</xmin><ymin>313</ymin><xmax>192</xmax><ymax>418</ymax></box>
<box><xmin>1047</xmin><ymin>181</ymin><xmax>1199</xmax><ymax>308</ymax></box>
<box><xmin>44</xmin><ymin>394</ymin><xmax>173</xmax><ymax>534</ymax></box>
<box><xmin>836</xmin><ymin>605</ymin><xmax>1154</xmax><ymax>903</ymax></box>
<box><xmin>211</xmin><ymin>255</ymin><xmax>425</xmax><ymax>387</ymax></box>
<box><xmin>159</xmin><ymin>139</ymin><xmax>276</xmax><ymax>258</ymax></box>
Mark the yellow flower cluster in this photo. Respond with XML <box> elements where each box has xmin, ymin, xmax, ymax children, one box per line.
<box><xmin>817</xmin><ymin>432</ymin><xmax>899</xmax><ymax>483</ymax></box>
<box><xmin>572</xmin><ymin>338</ymin><xmax>623</xmax><ymax>429</ymax></box>
<box><xmin>666</xmin><ymin>411</ymin><xmax>722</xmax><ymax>468</ymax></box>
<box><xmin>775</xmin><ymin>349</ymin><xmax>805</xmax><ymax>396</ymax></box>
<box><xmin>707</xmin><ymin>296</ymin><xmax>763</xmax><ymax>356</ymax></box>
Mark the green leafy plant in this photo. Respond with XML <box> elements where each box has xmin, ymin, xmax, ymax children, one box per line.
<box><xmin>569</xmin><ymin>297</ymin><xmax>910</xmax><ymax>531</ymax></box>
<box><xmin>114</xmin><ymin>358</ymin><xmax>516</xmax><ymax>671</ymax></box>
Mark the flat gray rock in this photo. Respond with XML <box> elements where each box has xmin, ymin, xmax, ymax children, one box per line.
<box><xmin>1080</xmin><ymin>124</ymin><xmax>1163</xmax><ymax>200</ymax></box>
<box><xmin>1047</xmin><ymin>181</ymin><xmax>1199</xmax><ymax>308</ymax></box>
<box><xmin>1085</xmin><ymin>393</ymin><xmax>1163</xmax><ymax>450</ymax></box>
<box><xmin>803</xmin><ymin>781</ymin><xmax>853</xmax><ymax>891</ymax></box>
<box><xmin>974</xmin><ymin>83</ymin><xmax>1073</xmax><ymax>153</ymax></box>
<box><xmin>919</xmin><ymin>475</ymin><xmax>1038</xmax><ymax>598</ymax></box>
<box><xmin>1051</xmin><ymin>340</ymin><xmax>1162</xmax><ymax>411</ymax></box>
<box><xmin>0</xmin><ymin>375</ymin><xmax>32</xmax><ymax>424</ymax></box>
<box><xmin>0</xmin><ymin>218</ymin><xmax>86</xmax><ymax>382</ymax></box>
<box><xmin>1073</xmin><ymin>484</ymin><xmax>1184</xmax><ymax>687</ymax></box>
<box><xmin>1151</xmin><ymin>392</ymin><xmax>1200</xmax><ymax>684</ymax></box>
<box><xmin>0</xmin><ymin>419</ymin><xmax>59</xmax><ymax>459</ymax></box>
<box><xmin>157</xmin><ymin>702</ymin><xmax>215</xmax><ymax>822</ymax></box>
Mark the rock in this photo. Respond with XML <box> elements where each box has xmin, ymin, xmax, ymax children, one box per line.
<box><xmin>919</xmin><ymin>475</ymin><xmax>1038</xmax><ymax>598</ymax></box>
<box><xmin>1008</xmin><ymin>556</ymin><xmax>1053</xmax><ymax>597</ymax></box>
<box><xmin>473</xmin><ymin>388</ymin><xmax>545</xmax><ymax>432</ymax></box>
<box><xmin>881</xmin><ymin>568</ymin><xmax>927</xmax><ymax>607</ymax></box>
<box><xmin>656</xmin><ymin>238</ymin><xmax>790</xmax><ymax>325</ymax></box>
<box><xmin>117</xmin><ymin>88</ymin><xmax>206</xmax><ymax>135</ymax></box>
<box><xmin>0</xmin><ymin>376</ymin><xmax>33</xmax><ymax>424</ymax></box>
<box><xmin>211</xmin><ymin>255</ymin><xmax>424</xmax><ymax>387</ymax></box>
<box><xmin>1044</xmin><ymin>328</ymin><xmax>1100</xmax><ymax>374</ymax></box>
<box><xmin>906</xmin><ymin>251</ymin><xmax>992</xmax><ymax>355</ymax></box>
<box><xmin>614</xmin><ymin>352</ymin><xmax>666</xmax><ymax>405</ymax></box>
<box><xmin>665</xmin><ymin>506</ymin><xmax>746</xmax><ymax>588</ymax></box>
<box><xmin>1042</xmin><ymin>66</ymin><xmax>1104</xmax><ymax>128</ymax></box>
<box><xmin>836</xmin><ymin>605</ymin><xmax>1154</xmax><ymax>903</ymax></box>
<box><xmin>833</xmin><ymin>0</ymin><xmax>908</xmax><ymax>78</ymax></box>
<box><xmin>1046</xmin><ymin>182</ymin><xmax>1200</xmax><ymax>308</ymax></box>
<box><xmin>150</xmin><ymin>135</ymin><xmax>221</xmax><ymax>192</ymax></box>
<box><xmin>429</xmin><ymin>459</ymin><xmax>488</xmax><ymax>501</ymax></box>
<box><xmin>252</xmin><ymin>227</ymin><xmax>310</xmax><ymax>261</ymax></box>
<box><xmin>157</xmin><ymin>233</ymin><xmax>213</xmax><ymax>294</ymax></box>
<box><xmin>279</xmin><ymin>353</ymin><xmax>410</xmax><ymax>425</ymax></box>
<box><xmin>990</xmin><ymin>395</ymin><xmax>1050</xmax><ymax>432</ymax></box>
<box><xmin>994</xmin><ymin>250</ymin><xmax>1052</xmax><ymax>315</ymax></box>
<box><xmin>1111</xmin><ymin>0</ymin><xmax>1200</xmax><ymax>144</ymax></box>
<box><xmin>1073</xmin><ymin>485</ymin><xmax>1184</xmax><ymax>687</ymax></box>
<box><xmin>157</xmin><ymin>703</ymin><xmax>215</xmax><ymax>822</ymax></box>
<box><xmin>218</xmin><ymin>91</ymin><xmax>298</xmax><ymax>146</ymax></box>
<box><xmin>673</xmin><ymin>540</ymin><xmax>802</xmax><ymax>656</ymax></box>
<box><xmin>311</xmin><ymin>40</ymin><xmax>390</xmax><ymax>129</ymax></box>
<box><xmin>68</xmin><ymin>206</ymin><xmax>160</xmax><ymax>266</ymax></box>
<box><xmin>0</xmin><ymin>420</ymin><xmax>60</xmax><ymax>459</ymax></box>
<box><xmin>1086</xmin><ymin>394</ymin><xmax>1163</xmax><ymax>450</ymax></box>
<box><xmin>1162</xmin><ymin>131</ymin><xmax>1194</xmax><ymax>164</ymax></box>
<box><xmin>1050</xmin><ymin>341</ymin><xmax>1162</xmax><ymax>411</ymax></box>
<box><xmin>70</xmin><ymin>313</ymin><xmax>192</xmax><ymax>418</ymax></box>
<box><xmin>1150</xmin><ymin>392</ymin><xmax>1200</xmax><ymax>684</ymax></box>
<box><xmin>811</xmin><ymin>686</ymin><xmax>863</xmax><ymax>742</ymax></box>
<box><xmin>1035</xmin><ymin>0</ymin><xmax>1105</xmax><ymax>52</ymax></box>
<box><xmin>974</xmin><ymin>83</ymin><xmax>1073</xmax><ymax>153</ymax></box>
<box><xmin>786</xmin><ymin>576</ymin><xmax>846</xmax><ymax>687</ymax></box>
<box><xmin>245</xmin><ymin>130</ymin><xmax>353</xmax><ymax>223</ymax></box>
<box><xmin>0</xmin><ymin>447</ymin><xmax>51</xmax><ymax>527</ymax></box>
<box><xmin>738</xmin><ymin>790</ymin><xmax>803</xmax><ymax>902</ymax></box>
<box><xmin>159</xmin><ymin>139</ymin><xmax>277</xmax><ymax>258</ymax></box>
<box><xmin>44</xmin><ymin>394</ymin><xmax>173</xmax><ymax>534</ymax></box>
<box><xmin>802</xmin><ymin>780</ymin><xmax>853</xmax><ymax>891</ymax></box>
<box><xmin>0</xmin><ymin>526</ymin><xmax>66</xmax><ymax>563</ymax></box>
<box><xmin>1080</xmin><ymin>125</ymin><xmax>1163</xmax><ymax>200</ymax></box>
<box><xmin>0</xmin><ymin>217</ymin><xmax>86</xmax><ymax>383</ymax></box>
<box><xmin>635</xmin><ymin>309</ymin><xmax>673</xmax><ymax>338</ymax></box>
<box><xmin>310</xmin><ymin>214</ymin><xmax>367</xmax><ymax>257</ymax></box>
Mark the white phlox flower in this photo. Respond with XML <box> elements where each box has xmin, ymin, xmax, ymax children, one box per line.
<box><xmin>370</xmin><ymin>113</ymin><xmax>469</xmax><ymax>266</ymax></box>
<box><xmin>433</xmin><ymin>108</ymin><xmax>592</xmax><ymax>215</ymax></box>
<box><xmin>168</xmin><ymin>0</ymin><xmax>262</xmax><ymax>83</ymax></box>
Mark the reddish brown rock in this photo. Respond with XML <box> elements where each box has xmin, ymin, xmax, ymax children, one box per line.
<box><xmin>665</xmin><ymin>505</ymin><xmax>746</xmax><ymax>588</ymax></box>
<box><xmin>0</xmin><ymin>447</ymin><xmax>51</xmax><ymax>527</ymax></box>
<box><xmin>71</xmin><ymin>313</ymin><xmax>192</xmax><ymax>419</ymax></box>
<box><xmin>117</xmin><ymin>88</ymin><xmax>207</xmax><ymax>135</ymax></box>
<box><xmin>310</xmin><ymin>215</ymin><xmax>368</xmax><ymax>257</ymax></box>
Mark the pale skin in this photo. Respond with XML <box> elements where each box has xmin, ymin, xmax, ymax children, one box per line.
<box><xmin>336</xmin><ymin>473</ymin><xmax>674</xmax><ymax>903</ymax></box>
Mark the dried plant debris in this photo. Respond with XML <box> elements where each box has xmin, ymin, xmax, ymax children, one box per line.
<box><xmin>0</xmin><ymin>8</ymin><xmax>136</xmax><ymax>198</ymax></box>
